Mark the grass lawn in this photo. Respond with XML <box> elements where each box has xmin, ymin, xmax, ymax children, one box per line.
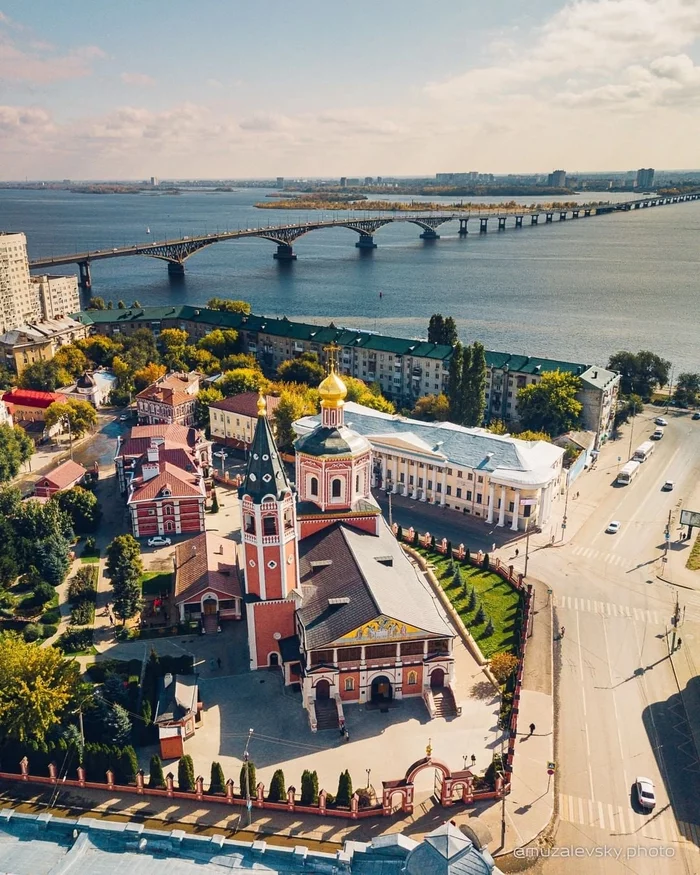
<box><xmin>141</xmin><ymin>571</ymin><xmax>174</xmax><ymax>596</ymax></box>
<box><xmin>416</xmin><ymin>549</ymin><xmax>522</xmax><ymax>658</ymax></box>
<box><xmin>80</xmin><ymin>555</ymin><xmax>100</xmax><ymax>564</ymax></box>
<box><xmin>687</xmin><ymin>532</ymin><xmax>700</xmax><ymax>571</ymax></box>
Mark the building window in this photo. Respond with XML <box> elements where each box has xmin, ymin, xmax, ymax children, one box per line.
<box><xmin>409</xmin><ymin>475</ymin><xmax>414</xmax><ymax>486</ymax></box>
<box><xmin>457</xmin><ymin>470</ymin><xmax>463</xmax><ymax>478</ymax></box>
<box><xmin>476</xmin><ymin>493</ymin><xmax>482</xmax><ymax>504</ymax></box>
<box><xmin>284</xmin><ymin>508</ymin><xmax>294</xmax><ymax>530</ymax></box>
<box><xmin>477</xmin><ymin>475</ymin><xmax>483</xmax><ymax>484</ymax></box>
<box><xmin>467</xmin><ymin>473</ymin><xmax>472</xmax><ymax>480</ymax></box>
<box><xmin>466</xmin><ymin>490</ymin><xmax>472</xmax><ymax>501</ymax></box>
<box><xmin>244</xmin><ymin>514</ymin><xmax>255</xmax><ymax>534</ymax></box>
<box><xmin>509</xmin><ymin>502</ymin><xmax>514</xmax><ymax>512</ymax></box>
<box><xmin>267</xmin><ymin>560</ymin><xmax>278</xmax><ymax>569</ymax></box>
<box><xmin>456</xmin><ymin>487</ymin><xmax>462</xmax><ymax>498</ymax></box>
<box><xmin>263</xmin><ymin>516</ymin><xmax>277</xmax><ymax>536</ymax></box>
<box><xmin>310</xmin><ymin>476</ymin><xmax>319</xmax><ymax>497</ymax></box>
<box><xmin>446</xmin><ymin>485</ymin><xmax>452</xmax><ymax>496</ymax></box>
<box><xmin>331</xmin><ymin>478</ymin><xmax>342</xmax><ymax>498</ymax></box>
<box><xmin>355</xmin><ymin>474</ymin><xmax>360</xmax><ymax>493</ymax></box>
<box><xmin>524</xmin><ymin>505</ymin><xmax>532</xmax><ymax>517</ymax></box>
<box><xmin>407</xmin><ymin>670</ymin><xmax>418</xmax><ymax>685</ymax></box>
<box><xmin>164</xmin><ymin>505</ymin><xmax>174</xmax><ymax>515</ymax></box>
<box><xmin>427</xmin><ymin>479</ymin><xmax>432</xmax><ymax>490</ymax></box>
<box><xmin>436</xmin><ymin>482</ymin><xmax>441</xmax><ymax>493</ymax></box>
<box><xmin>344</xmin><ymin>677</ymin><xmax>355</xmax><ymax>692</ymax></box>
<box><xmin>399</xmin><ymin>472</ymin><xmax>405</xmax><ymax>483</ymax></box>
<box><xmin>418</xmin><ymin>478</ymin><xmax>423</xmax><ymax>488</ymax></box>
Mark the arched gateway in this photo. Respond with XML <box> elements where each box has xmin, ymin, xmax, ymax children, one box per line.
<box><xmin>381</xmin><ymin>754</ymin><xmax>478</xmax><ymax>815</ymax></box>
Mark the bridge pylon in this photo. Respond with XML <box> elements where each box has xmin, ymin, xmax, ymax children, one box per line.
<box><xmin>355</xmin><ymin>235</ymin><xmax>377</xmax><ymax>249</ymax></box>
<box><xmin>273</xmin><ymin>244</ymin><xmax>297</xmax><ymax>261</ymax></box>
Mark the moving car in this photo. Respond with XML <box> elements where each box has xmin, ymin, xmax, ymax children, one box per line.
<box><xmin>662</xmin><ymin>480</ymin><xmax>674</xmax><ymax>491</ymax></box>
<box><xmin>654</xmin><ymin>416</ymin><xmax>668</xmax><ymax>426</ymax></box>
<box><xmin>635</xmin><ymin>777</ymin><xmax>656</xmax><ymax>810</ymax></box>
<box><xmin>119</xmin><ymin>413</ymin><xmax>129</xmax><ymax>422</ymax></box>
<box><xmin>147</xmin><ymin>536</ymin><xmax>172</xmax><ymax>547</ymax></box>
<box><xmin>652</xmin><ymin>427</ymin><xmax>664</xmax><ymax>440</ymax></box>
<box><xmin>606</xmin><ymin>521</ymin><xmax>621</xmax><ymax>534</ymax></box>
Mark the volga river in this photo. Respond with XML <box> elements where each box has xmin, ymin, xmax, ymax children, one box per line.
<box><xmin>1</xmin><ymin>188</ymin><xmax>698</xmax><ymax>372</ymax></box>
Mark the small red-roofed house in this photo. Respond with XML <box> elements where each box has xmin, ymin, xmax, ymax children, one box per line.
<box><xmin>34</xmin><ymin>459</ymin><xmax>88</xmax><ymax>498</ymax></box>
<box><xmin>174</xmin><ymin>532</ymin><xmax>242</xmax><ymax>630</ymax></box>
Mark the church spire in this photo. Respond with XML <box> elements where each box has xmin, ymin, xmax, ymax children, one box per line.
<box><xmin>238</xmin><ymin>393</ymin><xmax>290</xmax><ymax>503</ymax></box>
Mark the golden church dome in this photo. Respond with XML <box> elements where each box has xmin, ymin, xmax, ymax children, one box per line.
<box><xmin>318</xmin><ymin>366</ymin><xmax>347</xmax><ymax>408</ymax></box>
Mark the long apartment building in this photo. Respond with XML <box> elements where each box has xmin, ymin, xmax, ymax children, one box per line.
<box><xmin>1</xmin><ymin>232</ymin><xmax>80</xmax><ymax>332</ymax></box>
<box><xmin>73</xmin><ymin>305</ymin><xmax>619</xmax><ymax>442</ymax></box>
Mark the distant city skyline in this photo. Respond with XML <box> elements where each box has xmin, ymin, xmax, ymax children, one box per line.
<box><xmin>1</xmin><ymin>0</ymin><xmax>700</xmax><ymax>179</ymax></box>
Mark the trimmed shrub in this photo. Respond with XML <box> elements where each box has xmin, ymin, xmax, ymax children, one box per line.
<box><xmin>335</xmin><ymin>769</ymin><xmax>353</xmax><ymax>808</ymax></box>
<box><xmin>396</xmin><ymin>525</ymin><xmax>403</xmax><ymax>542</ymax></box>
<box><xmin>267</xmin><ymin>768</ymin><xmax>286</xmax><ymax>802</ymax></box>
<box><xmin>209</xmin><ymin>761</ymin><xmax>226</xmax><ymax>795</ymax></box>
<box><xmin>56</xmin><ymin>626</ymin><xmax>93</xmax><ymax>653</ymax></box>
<box><xmin>482</xmin><ymin>552</ymin><xmax>490</xmax><ymax>570</ymax></box>
<box><xmin>239</xmin><ymin>761</ymin><xmax>256</xmax><ymax>798</ymax></box>
<box><xmin>41</xmin><ymin>623</ymin><xmax>58</xmax><ymax>638</ymax></box>
<box><xmin>68</xmin><ymin>565</ymin><xmax>98</xmax><ymax>602</ymax></box>
<box><xmin>465</xmin><ymin>548</ymin><xmax>471</xmax><ymax>565</ymax></box>
<box><xmin>474</xmin><ymin>604</ymin><xmax>486</xmax><ymax>625</ymax></box>
<box><xmin>22</xmin><ymin>623</ymin><xmax>41</xmax><ymax>642</ymax></box>
<box><xmin>139</xmin><ymin>699</ymin><xmax>153</xmax><ymax>745</ymax></box>
<box><xmin>178</xmin><ymin>754</ymin><xmax>195</xmax><ymax>792</ymax></box>
<box><xmin>210</xmin><ymin>491</ymin><xmax>219</xmax><ymax>513</ymax></box>
<box><xmin>70</xmin><ymin>601</ymin><xmax>93</xmax><ymax>625</ymax></box>
<box><xmin>148</xmin><ymin>754</ymin><xmax>165</xmax><ymax>789</ymax></box>
<box><xmin>32</xmin><ymin>580</ymin><xmax>56</xmax><ymax>607</ymax></box>
<box><xmin>41</xmin><ymin>607</ymin><xmax>61</xmax><ymax>624</ymax></box>
<box><xmin>119</xmin><ymin>746</ymin><xmax>139</xmax><ymax>784</ymax></box>
<box><xmin>445</xmin><ymin>541</ymin><xmax>452</xmax><ymax>558</ymax></box>
<box><xmin>300</xmin><ymin>769</ymin><xmax>319</xmax><ymax>806</ymax></box>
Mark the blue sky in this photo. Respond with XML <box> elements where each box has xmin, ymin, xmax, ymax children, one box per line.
<box><xmin>1</xmin><ymin>0</ymin><xmax>699</xmax><ymax>179</ymax></box>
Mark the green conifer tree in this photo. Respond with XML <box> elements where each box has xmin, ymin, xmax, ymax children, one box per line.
<box><xmin>148</xmin><ymin>754</ymin><xmax>165</xmax><ymax>789</ymax></box>
<box><xmin>209</xmin><ymin>761</ymin><xmax>226</xmax><ymax>794</ymax></box>
<box><xmin>335</xmin><ymin>769</ymin><xmax>353</xmax><ymax>807</ymax></box>
<box><xmin>267</xmin><ymin>768</ymin><xmax>286</xmax><ymax>802</ymax></box>
<box><xmin>178</xmin><ymin>754</ymin><xmax>195</xmax><ymax>791</ymax></box>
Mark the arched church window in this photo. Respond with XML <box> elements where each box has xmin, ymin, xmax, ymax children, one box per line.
<box><xmin>263</xmin><ymin>516</ymin><xmax>277</xmax><ymax>536</ymax></box>
<box><xmin>310</xmin><ymin>476</ymin><xmax>319</xmax><ymax>496</ymax></box>
<box><xmin>355</xmin><ymin>474</ymin><xmax>360</xmax><ymax>493</ymax></box>
<box><xmin>332</xmin><ymin>478</ymin><xmax>342</xmax><ymax>498</ymax></box>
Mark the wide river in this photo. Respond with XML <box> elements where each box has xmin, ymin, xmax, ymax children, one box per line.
<box><xmin>1</xmin><ymin>188</ymin><xmax>698</xmax><ymax>372</ymax></box>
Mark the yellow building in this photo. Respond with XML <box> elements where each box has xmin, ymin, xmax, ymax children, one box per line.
<box><xmin>0</xmin><ymin>316</ymin><xmax>87</xmax><ymax>374</ymax></box>
<box><xmin>208</xmin><ymin>392</ymin><xmax>280</xmax><ymax>450</ymax></box>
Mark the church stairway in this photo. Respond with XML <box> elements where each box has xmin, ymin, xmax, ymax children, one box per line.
<box><xmin>314</xmin><ymin>698</ymin><xmax>339</xmax><ymax>731</ymax></box>
<box><xmin>202</xmin><ymin>613</ymin><xmax>218</xmax><ymax>634</ymax></box>
<box><xmin>432</xmin><ymin>687</ymin><xmax>458</xmax><ymax>719</ymax></box>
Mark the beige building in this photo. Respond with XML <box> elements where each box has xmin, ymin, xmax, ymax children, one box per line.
<box><xmin>294</xmin><ymin>401</ymin><xmax>565</xmax><ymax>532</ymax></box>
<box><xmin>0</xmin><ymin>232</ymin><xmax>35</xmax><ymax>333</ymax></box>
<box><xmin>0</xmin><ymin>316</ymin><xmax>87</xmax><ymax>374</ymax></box>
<box><xmin>208</xmin><ymin>391</ymin><xmax>280</xmax><ymax>449</ymax></box>
<box><xmin>31</xmin><ymin>274</ymin><xmax>80</xmax><ymax>321</ymax></box>
<box><xmin>136</xmin><ymin>371</ymin><xmax>202</xmax><ymax>426</ymax></box>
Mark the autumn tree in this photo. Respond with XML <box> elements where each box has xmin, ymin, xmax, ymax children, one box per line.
<box><xmin>197</xmin><ymin>328</ymin><xmax>239</xmax><ymax>360</ymax></box>
<box><xmin>19</xmin><ymin>360</ymin><xmax>71</xmax><ymax>392</ymax></box>
<box><xmin>132</xmin><ymin>362</ymin><xmax>167</xmax><ymax>392</ymax></box>
<box><xmin>45</xmin><ymin>399</ymin><xmax>97</xmax><ymax>438</ymax></box>
<box><xmin>185</xmin><ymin>346</ymin><xmax>219</xmax><ymax>374</ymax></box>
<box><xmin>195</xmin><ymin>386</ymin><xmax>224</xmax><ymax>429</ymax></box>
<box><xmin>218</xmin><ymin>368</ymin><xmax>267</xmax><ymax>397</ymax></box>
<box><xmin>0</xmin><ymin>424</ymin><xmax>33</xmax><ymax>483</ymax></box>
<box><xmin>159</xmin><ymin>328</ymin><xmax>189</xmax><ymax>371</ymax></box>
<box><xmin>276</xmin><ymin>352</ymin><xmax>325</xmax><ymax>387</ymax></box>
<box><xmin>272</xmin><ymin>389</ymin><xmax>317</xmax><ymax>451</ymax></box>
<box><xmin>54</xmin><ymin>486</ymin><xmax>102</xmax><ymax>533</ymax></box>
<box><xmin>517</xmin><ymin>371</ymin><xmax>582</xmax><ymax>436</ymax></box>
<box><xmin>76</xmin><ymin>334</ymin><xmax>122</xmax><ymax>367</ymax></box>
<box><xmin>220</xmin><ymin>353</ymin><xmax>259</xmax><ymax>371</ymax></box>
<box><xmin>489</xmin><ymin>652</ymin><xmax>519</xmax><ymax>684</ymax></box>
<box><xmin>207</xmin><ymin>298</ymin><xmax>251</xmax><ymax>314</ymax></box>
<box><xmin>53</xmin><ymin>345</ymin><xmax>89</xmax><ymax>378</ymax></box>
<box><xmin>0</xmin><ymin>632</ymin><xmax>81</xmax><ymax>742</ymax></box>
<box><xmin>412</xmin><ymin>393</ymin><xmax>450</xmax><ymax>421</ymax></box>
<box><xmin>342</xmin><ymin>377</ymin><xmax>395</xmax><ymax>413</ymax></box>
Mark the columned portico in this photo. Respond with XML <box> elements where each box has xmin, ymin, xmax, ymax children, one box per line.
<box><xmin>511</xmin><ymin>489</ymin><xmax>521</xmax><ymax>531</ymax></box>
<box><xmin>486</xmin><ymin>483</ymin><xmax>495</xmax><ymax>524</ymax></box>
<box><xmin>497</xmin><ymin>486</ymin><xmax>506</xmax><ymax>527</ymax></box>
<box><xmin>403</xmin><ymin>459</ymin><xmax>409</xmax><ymax>496</ymax></box>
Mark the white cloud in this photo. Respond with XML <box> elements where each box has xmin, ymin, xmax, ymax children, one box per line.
<box><xmin>120</xmin><ymin>71</ymin><xmax>156</xmax><ymax>87</ymax></box>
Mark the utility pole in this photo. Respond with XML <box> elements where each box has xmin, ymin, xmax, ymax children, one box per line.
<box><xmin>666</xmin><ymin>365</ymin><xmax>674</xmax><ymax>412</ymax></box>
<box><xmin>560</xmin><ymin>483</ymin><xmax>569</xmax><ymax>542</ymax></box>
<box><xmin>386</xmin><ymin>488</ymin><xmax>393</xmax><ymax>527</ymax></box>
<box><xmin>524</xmin><ymin>516</ymin><xmax>531</xmax><ymax>578</ymax></box>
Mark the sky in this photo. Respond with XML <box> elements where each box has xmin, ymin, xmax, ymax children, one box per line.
<box><xmin>1</xmin><ymin>0</ymin><xmax>700</xmax><ymax>180</ymax></box>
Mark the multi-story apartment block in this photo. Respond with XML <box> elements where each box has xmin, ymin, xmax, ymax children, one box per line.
<box><xmin>136</xmin><ymin>371</ymin><xmax>202</xmax><ymax>427</ymax></box>
<box><xmin>0</xmin><ymin>232</ymin><xmax>35</xmax><ymax>333</ymax></box>
<box><xmin>31</xmin><ymin>274</ymin><xmax>80</xmax><ymax>321</ymax></box>
<box><xmin>0</xmin><ymin>316</ymin><xmax>87</xmax><ymax>374</ymax></box>
<box><xmin>73</xmin><ymin>306</ymin><xmax>619</xmax><ymax>442</ymax></box>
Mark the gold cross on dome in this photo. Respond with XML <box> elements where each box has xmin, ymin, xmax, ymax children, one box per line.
<box><xmin>323</xmin><ymin>343</ymin><xmax>340</xmax><ymax>373</ymax></box>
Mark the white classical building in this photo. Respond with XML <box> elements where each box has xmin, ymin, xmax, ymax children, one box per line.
<box><xmin>294</xmin><ymin>402</ymin><xmax>564</xmax><ymax>532</ymax></box>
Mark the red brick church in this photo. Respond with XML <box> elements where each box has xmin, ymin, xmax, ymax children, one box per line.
<box><xmin>240</xmin><ymin>360</ymin><xmax>456</xmax><ymax>731</ymax></box>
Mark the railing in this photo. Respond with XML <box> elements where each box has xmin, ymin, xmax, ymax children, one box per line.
<box><xmin>423</xmin><ymin>689</ymin><xmax>436</xmax><ymax>718</ymax></box>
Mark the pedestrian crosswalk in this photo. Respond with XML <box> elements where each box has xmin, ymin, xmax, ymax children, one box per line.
<box><xmin>559</xmin><ymin>793</ymin><xmax>699</xmax><ymax>851</ymax></box>
<box><xmin>570</xmin><ymin>544</ymin><xmax>628</xmax><ymax>567</ymax></box>
<box><xmin>554</xmin><ymin>594</ymin><xmax>662</xmax><ymax>624</ymax></box>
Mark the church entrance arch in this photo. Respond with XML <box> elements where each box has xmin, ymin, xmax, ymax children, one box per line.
<box><xmin>315</xmin><ymin>679</ymin><xmax>330</xmax><ymax>700</ymax></box>
<box><xmin>430</xmin><ymin>667</ymin><xmax>445</xmax><ymax>689</ymax></box>
<box><xmin>371</xmin><ymin>676</ymin><xmax>393</xmax><ymax>704</ymax></box>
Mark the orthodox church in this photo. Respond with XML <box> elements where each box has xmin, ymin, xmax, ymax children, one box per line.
<box><xmin>239</xmin><ymin>361</ymin><xmax>455</xmax><ymax>729</ymax></box>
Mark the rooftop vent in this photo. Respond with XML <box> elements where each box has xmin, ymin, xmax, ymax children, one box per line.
<box><xmin>310</xmin><ymin>559</ymin><xmax>333</xmax><ymax>570</ymax></box>
<box><xmin>534</xmin><ymin>365</ymin><xmax>541</xmax><ymax>373</ymax></box>
<box><xmin>374</xmin><ymin>556</ymin><xmax>394</xmax><ymax>567</ymax></box>
<box><xmin>593</xmin><ymin>370</ymin><xmax>598</xmax><ymax>379</ymax></box>
<box><xmin>328</xmin><ymin>597</ymin><xmax>350</xmax><ymax>605</ymax></box>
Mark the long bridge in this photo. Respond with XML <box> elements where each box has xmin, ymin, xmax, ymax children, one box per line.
<box><xmin>28</xmin><ymin>192</ymin><xmax>700</xmax><ymax>294</ymax></box>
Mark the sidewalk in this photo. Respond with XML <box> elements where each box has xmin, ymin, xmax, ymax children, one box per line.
<box><xmin>668</xmin><ymin>629</ymin><xmax>700</xmax><ymax>771</ymax></box>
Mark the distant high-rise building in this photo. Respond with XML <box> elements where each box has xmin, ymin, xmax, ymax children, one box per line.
<box><xmin>364</xmin><ymin>176</ymin><xmax>373</xmax><ymax>185</ymax></box>
<box><xmin>31</xmin><ymin>274</ymin><xmax>80</xmax><ymax>321</ymax></box>
<box><xmin>276</xmin><ymin>177</ymin><xmax>284</xmax><ymax>188</ymax></box>
<box><xmin>547</xmin><ymin>170</ymin><xmax>567</xmax><ymax>188</ymax></box>
<box><xmin>636</xmin><ymin>168</ymin><xmax>655</xmax><ymax>189</ymax></box>
<box><xmin>340</xmin><ymin>177</ymin><xmax>347</xmax><ymax>188</ymax></box>
<box><xmin>150</xmin><ymin>176</ymin><xmax>158</xmax><ymax>187</ymax></box>
<box><xmin>0</xmin><ymin>232</ymin><xmax>36</xmax><ymax>333</ymax></box>
<box><xmin>376</xmin><ymin>176</ymin><xmax>383</xmax><ymax>184</ymax></box>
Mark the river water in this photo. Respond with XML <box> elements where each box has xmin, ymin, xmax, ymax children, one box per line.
<box><xmin>1</xmin><ymin>188</ymin><xmax>698</xmax><ymax>372</ymax></box>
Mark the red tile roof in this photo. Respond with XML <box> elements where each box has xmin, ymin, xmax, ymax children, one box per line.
<box><xmin>174</xmin><ymin>533</ymin><xmax>240</xmax><ymax>603</ymax></box>
<box><xmin>209</xmin><ymin>392</ymin><xmax>280</xmax><ymax>418</ymax></box>
<box><xmin>129</xmin><ymin>461</ymin><xmax>204</xmax><ymax>502</ymax></box>
<box><xmin>39</xmin><ymin>459</ymin><xmax>87</xmax><ymax>490</ymax></box>
<box><xmin>128</xmin><ymin>423</ymin><xmax>196</xmax><ymax>446</ymax></box>
<box><xmin>2</xmin><ymin>389</ymin><xmax>63</xmax><ymax>409</ymax></box>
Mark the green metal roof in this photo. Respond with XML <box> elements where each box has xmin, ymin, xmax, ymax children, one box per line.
<box><xmin>484</xmin><ymin>350</ymin><xmax>587</xmax><ymax>375</ymax></box>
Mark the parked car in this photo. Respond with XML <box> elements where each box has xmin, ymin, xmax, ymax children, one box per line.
<box><xmin>662</xmin><ymin>480</ymin><xmax>674</xmax><ymax>491</ymax></box>
<box><xmin>635</xmin><ymin>777</ymin><xmax>656</xmax><ymax>810</ymax></box>
<box><xmin>692</xmin><ymin>412</ymin><xmax>700</xmax><ymax>420</ymax></box>
<box><xmin>606</xmin><ymin>521</ymin><xmax>621</xmax><ymax>534</ymax></box>
<box><xmin>654</xmin><ymin>417</ymin><xmax>668</xmax><ymax>426</ymax></box>
<box><xmin>147</xmin><ymin>536</ymin><xmax>172</xmax><ymax>547</ymax></box>
<box><xmin>119</xmin><ymin>413</ymin><xmax>129</xmax><ymax>422</ymax></box>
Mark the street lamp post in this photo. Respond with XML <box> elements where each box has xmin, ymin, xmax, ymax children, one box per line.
<box><xmin>243</xmin><ymin>728</ymin><xmax>254</xmax><ymax>826</ymax></box>
<box><xmin>385</xmin><ymin>488</ymin><xmax>393</xmax><ymax>527</ymax></box>
<box><xmin>366</xmin><ymin>768</ymin><xmax>371</xmax><ymax>789</ymax></box>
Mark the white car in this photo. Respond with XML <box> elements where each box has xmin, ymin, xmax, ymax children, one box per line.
<box><xmin>654</xmin><ymin>416</ymin><xmax>668</xmax><ymax>426</ymax></box>
<box><xmin>213</xmin><ymin>450</ymin><xmax>227</xmax><ymax>459</ymax></box>
<box><xmin>662</xmin><ymin>480</ymin><xmax>674</xmax><ymax>491</ymax></box>
<box><xmin>119</xmin><ymin>413</ymin><xmax>129</xmax><ymax>422</ymax></box>
<box><xmin>147</xmin><ymin>536</ymin><xmax>172</xmax><ymax>547</ymax></box>
<box><xmin>606</xmin><ymin>521</ymin><xmax>621</xmax><ymax>534</ymax></box>
<box><xmin>635</xmin><ymin>776</ymin><xmax>656</xmax><ymax>810</ymax></box>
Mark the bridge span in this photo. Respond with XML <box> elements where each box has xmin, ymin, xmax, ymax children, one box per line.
<box><xmin>28</xmin><ymin>192</ymin><xmax>700</xmax><ymax>294</ymax></box>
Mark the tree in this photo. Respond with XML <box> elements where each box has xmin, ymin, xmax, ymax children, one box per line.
<box><xmin>300</xmin><ymin>769</ymin><xmax>319</xmax><ymax>805</ymax></box>
<box><xmin>490</xmin><ymin>652</ymin><xmax>519</xmax><ymax>683</ymax></box>
<box><xmin>481</xmin><ymin>552</ymin><xmax>490</xmax><ymax>571</ymax></box>
<box><xmin>117</xmin><ymin>300</ymin><xmax>126</xmax><ymax>309</ymax></box>
<box><xmin>428</xmin><ymin>314</ymin><xmax>445</xmax><ymax>344</ymax></box>
<box><xmin>54</xmin><ymin>486</ymin><xmax>102</xmax><ymax>533</ymax></box>
<box><xmin>412</xmin><ymin>393</ymin><xmax>450</xmax><ymax>421</ymax></box>
<box><xmin>487</xmin><ymin>419</ymin><xmax>509</xmax><ymax>435</ymax></box>
<box><xmin>517</xmin><ymin>370</ymin><xmax>582</xmax><ymax>436</ymax></box>
<box><xmin>111</xmin><ymin>355</ymin><xmax>133</xmax><ymax>392</ymax></box>
<box><xmin>76</xmin><ymin>334</ymin><xmax>122</xmax><ymax>367</ymax></box>
<box><xmin>106</xmin><ymin>535</ymin><xmax>143</xmax><ymax>622</ymax></box>
<box><xmin>185</xmin><ymin>346</ymin><xmax>219</xmax><ymax>374</ymax></box>
<box><xmin>197</xmin><ymin>328</ymin><xmax>239</xmax><ymax>360</ymax></box>
<box><xmin>268</xmin><ymin>768</ymin><xmax>286</xmax><ymax>802</ymax></box>
<box><xmin>19</xmin><ymin>360</ymin><xmax>71</xmax><ymax>392</ymax></box>
<box><xmin>160</xmin><ymin>328</ymin><xmax>189</xmax><ymax>371</ymax></box>
<box><xmin>674</xmin><ymin>372</ymin><xmax>700</xmax><ymax>408</ymax></box>
<box><xmin>272</xmin><ymin>389</ymin><xmax>317</xmax><ymax>451</ymax></box>
<box><xmin>119</xmin><ymin>745</ymin><xmax>139</xmax><ymax>784</ymax></box>
<box><xmin>336</xmin><ymin>769</ymin><xmax>353</xmax><ymax>807</ymax></box>
<box><xmin>467</xmin><ymin>589</ymin><xmax>477</xmax><ymax>611</ymax></box>
<box><xmin>218</xmin><ymin>367</ymin><xmax>266</xmax><ymax>397</ymax></box>
<box><xmin>120</xmin><ymin>328</ymin><xmax>160</xmax><ymax>372</ymax></box>
<box><xmin>131</xmin><ymin>300</ymin><xmax>141</xmax><ymax>308</ymax></box>
<box><xmin>148</xmin><ymin>754</ymin><xmax>165</xmax><ymax>789</ymax></box>
<box><xmin>210</xmin><ymin>490</ymin><xmax>219</xmax><ymax>513</ymax></box>
<box><xmin>87</xmin><ymin>296</ymin><xmax>106</xmax><ymax>310</ymax></box>
<box><xmin>0</xmin><ymin>364</ymin><xmax>14</xmax><ymax>390</ymax></box>
<box><xmin>341</xmin><ymin>376</ymin><xmax>394</xmax><ymax>412</ymax></box>
<box><xmin>475</xmin><ymin>604</ymin><xmax>486</xmax><ymax>625</ymax></box>
<box><xmin>178</xmin><ymin>754</ymin><xmax>195</xmax><ymax>791</ymax></box>
<box><xmin>209</xmin><ymin>761</ymin><xmax>226</xmax><ymax>794</ymax></box>
<box><xmin>515</xmin><ymin>429</ymin><xmax>552</xmax><ymax>442</ymax></box>
<box><xmin>220</xmin><ymin>353</ymin><xmax>259</xmax><ymax>371</ymax></box>
<box><xmin>132</xmin><ymin>362</ymin><xmax>167</xmax><ymax>392</ymax></box>
<box><xmin>464</xmin><ymin>341</ymin><xmax>486</xmax><ymax>426</ymax></box>
<box><xmin>239</xmin><ymin>761</ymin><xmax>256</xmax><ymax>798</ymax></box>
<box><xmin>45</xmin><ymin>399</ymin><xmax>97</xmax><ymax>438</ymax></box>
<box><xmin>35</xmin><ymin>535</ymin><xmax>71</xmax><ymax>585</ymax></box>
<box><xmin>608</xmin><ymin>350</ymin><xmax>671</xmax><ymax>400</ymax></box>
<box><xmin>0</xmin><ymin>424</ymin><xmax>33</xmax><ymax>483</ymax></box>
<box><xmin>103</xmin><ymin>703</ymin><xmax>132</xmax><ymax>745</ymax></box>
<box><xmin>207</xmin><ymin>297</ymin><xmax>251</xmax><ymax>314</ymax></box>
<box><xmin>195</xmin><ymin>386</ymin><xmax>223</xmax><ymax>429</ymax></box>
<box><xmin>0</xmin><ymin>632</ymin><xmax>81</xmax><ymax>742</ymax></box>
<box><xmin>448</xmin><ymin>342</ymin><xmax>462</xmax><ymax>416</ymax></box>
<box><xmin>53</xmin><ymin>345</ymin><xmax>89</xmax><ymax>378</ymax></box>
<box><xmin>277</xmin><ymin>353</ymin><xmax>325</xmax><ymax>387</ymax></box>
